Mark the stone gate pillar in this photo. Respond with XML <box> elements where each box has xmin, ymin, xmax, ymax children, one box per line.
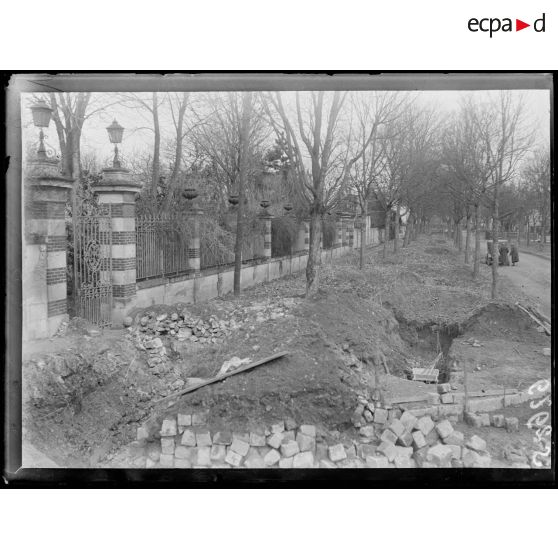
<box><xmin>24</xmin><ymin>159</ymin><xmax>74</xmax><ymax>339</ymax></box>
<box><xmin>186</xmin><ymin>207</ymin><xmax>202</xmax><ymax>274</ymax></box>
<box><xmin>334</xmin><ymin>217</ymin><xmax>342</xmax><ymax>249</ymax></box>
<box><xmin>258</xmin><ymin>206</ymin><xmax>272</xmax><ymax>259</ymax></box>
<box><xmin>93</xmin><ymin>166</ymin><xmax>141</xmax><ymax>325</ymax></box>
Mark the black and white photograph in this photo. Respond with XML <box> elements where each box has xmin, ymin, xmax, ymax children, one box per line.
<box><xmin>5</xmin><ymin>73</ymin><xmax>553</xmax><ymax>476</ymax></box>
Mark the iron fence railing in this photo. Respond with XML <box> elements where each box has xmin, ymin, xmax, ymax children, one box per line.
<box><xmin>136</xmin><ymin>216</ymin><xmax>190</xmax><ymax>280</ymax></box>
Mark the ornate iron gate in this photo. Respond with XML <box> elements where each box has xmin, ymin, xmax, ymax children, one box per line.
<box><xmin>74</xmin><ymin>205</ymin><xmax>113</xmax><ymax>327</ymax></box>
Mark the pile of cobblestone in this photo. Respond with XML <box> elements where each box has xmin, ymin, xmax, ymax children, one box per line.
<box><xmin>126</xmin><ymin>404</ymin><xmax>493</xmax><ymax>468</ymax></box>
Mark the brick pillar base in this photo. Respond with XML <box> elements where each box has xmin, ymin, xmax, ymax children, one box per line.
<box><xmin>24</xmin><ymin>159</ymin><xmax>73</xmax><ymax>339</ymax></box>
<box><xmin>94</xmin><ymin>167</ymin><xmax>141</xmax><ymax>326</ymax></box>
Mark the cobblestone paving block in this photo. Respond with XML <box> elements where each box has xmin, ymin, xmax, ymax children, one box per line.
<box><xmin>280</xmin><ymin>440</ymin><xmax>300</xmax><ymax>458</ymax></box>
<box><xmin>266</xmin><ymin>432</ymin><xmax>284</xmax><ymax>449</ymax></box>
<box><xmin>328</xmin><ymin>444</ymin><xmax>347</xmax><ymax>462</ymax></box>
<box><xmin>440</xmin><ymin>393</ymin><xmax>453</xmax><ymax>404</ymax></box>
<box><xmin>425</xmin><ymin>429</ymin><xmax>440</xmax><ymax>446</ymax></box>
<box><xmin>319</xmin><ymin>459</ymin><xmax>337</xmax><ymax>468</ymax></box>
<box><xmin>443</xmin><ymin>430</ymin><xmax>464</xmax><ymax>446</ymax></box>
<box><xmin>400</xmin><ymin>411</ymin><xmax>418</xmax><ymax>431</ymax></box>
<box><xmin>230</xmin><ymin>438</ymin><xmax>250</xmax><ymax>457</ymax></box>
<box><xmin>282</xmin><ymin>430</ymin><xmax>296</xmax><ymax>442</ymax></box>
<box><xmin>196</xmin><ymin>431</ymin><xmax>212</xmax><ymax>447</ymax></box>
<box><xmin>177</xmin><ymin>414</ymin><xmax>192</xmax><ymax>427</ymax></box>
<box><xmin>175</xmin><ymin>445</ymin><xmax>194</xmax><ymax>460</ymax></box>
<box><xmin>416</xmin><ymin>415</ymin><xmax>435</xmax><ymax>436</ymax></box>
<box><xmin>373</xmin><ymin>408</ymin><xmax>388</xmax><ymax>424</ymax></box>
<box><xmin>244</xmin><ymin>448</ymin><xmax>265</xmax><ymax>468</ymax></box>
<box><xmin>299</xmin><ymin>424</ymin><xmax>317</xmax><ymax>437</ymax></box>
<box><xmin>263</xmin><ymin>448</ymin><xmax>281</xmax><ymax>467</ymax></box>
<box><xmin>160</xmin><ymin>418</ymin><xmax>178</xmax><ymax>437</ymax></box>
<box><xmin>210</xmin><ymin>444</ymin><xmax>227</xmax><ymax>462</ymax></box>
<box><xmin>359</xmin><ymin>425</ymin><xmax>375</xmax><ymax>438</ymax></box>
<box><xmin>398</xmin><ymin>431</ymin><xmax>414</xmax><ymax>447</ymax></box>
<box><xmin>377</xmin><ymin>441</ymin><xmax>397</xmax><ymax>462</ymax></box>
<box><xmin>411</xmin><ymin>430</ymin><xmax>427</xmax><ymax>449</ymax></box>
<box><xmin>249</xmin><ymin>432</ymin><xmax>267</xmax><ymax>447</ymax></box>
<box><xmin>279</xmin><ymin>457</ymin><xmax>294</xmax><ymax>468</ymax></box>
<box><xmin>212</xmin><ymin>431</ymin><xmax>232</xmax><ymax>445</ymax></box>
<box><xmin>147</xmin><ymin>443</ymin><xmax>161</xmax><ymax>462</ymax></box>
<box><xmin>180</xmin><ymin>430</ymin><xmax>196</xmax><ymax>447</ymax></box>
<box><xmin>479</xmin><ymin>413</ymin><xmax>490</xmax><ymax>427</ymax></box>
<box><xmin>225</xmin><ymin>450</ymin><xmax>243</xmax><ymax>467</ymax></box>
<box><xmin>161</xmin><ymin>437</ymin><xmax>175</xmax><ymax>455</ymax></box>
<box><xmin>388</xmin><ymin>419</ymin><xmax>405</xmax><ymax>438</ymax></box>
<box><xmin>358</xmin><ymin>444</ymin><xmax>377</xmax><ymax>460</ymax></box>
<box><xmin>271</xmin><ymin>421</ymin><xmax>285</xmax><ymax>434</ymax></box>
<box><xmin>293</xmin><ymin>451</ymin><xmax>315</xmax><ymax>468</ymax></box>
<box><xmin>426</xmin><ymin>444</ymin><xmax>453</xmax><ymax>466</ymax></box>
<box><xmin>296</xmin><ymin>432</ymin><xmax>316</xmax><ymax>452</ymax></box>
<box><xmin>437</xmin><ymin>383</ymin><xmax>451</xmax><ymax>394</ymax></box>
<box><xmin>232</xmin><ymin>432</ymin><xmax>250</xmax><ymax>443</ymax></box>
<box><xmin>435</xmin><ymin>419</ymin><xmax>454</xmax><ymax>440</ymax></box>
<box><xmin>380</xmin><ymin>429</ymin><xmax>398</xmax><ymax>445</ymax></box>
<box><xmin>174</xmin><ymin>458</ymin><xmax>192</xmax><ymax>468</ymax></box>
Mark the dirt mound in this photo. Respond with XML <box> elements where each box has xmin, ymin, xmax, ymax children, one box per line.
<box><xmin>462</xmin><ymin>302</ymin><xmax>542</xmax><ymax>342</ymax></box>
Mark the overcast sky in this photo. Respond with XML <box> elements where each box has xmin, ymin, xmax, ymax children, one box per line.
<box><xmin>22</xmin><ymin>89</ymin><xmax>551</xmax><ymax>168</ymax></box>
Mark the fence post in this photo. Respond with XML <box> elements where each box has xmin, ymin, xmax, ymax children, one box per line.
<box><xmin>93</xmin><ymin>165</ymin><xmax>141</xmax><ymax>326</ymax></box>
<box><xmin>186</xmin><ymin>207</ymin><xmax>202</xmax><ymax>275</ymax></box>
<box><xmin>258</xmin><ymin>207</ymin><xmax>272</xmax><ymax>260</ymax></box>
<box><xmin>24</xmin><ymin>158</ymin><xmax>74</xmax><ymax>339</ymax></box>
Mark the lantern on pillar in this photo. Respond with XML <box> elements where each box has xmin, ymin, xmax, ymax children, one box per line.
<box><xmin>106</xmin><ymin>119</ymin><xmax>125</xmax><ymax>168</ymax></box>
<box><xmin>30</xmin><ymin>100</ymin><xmax>53</xmax><ymax>159</ymax></box>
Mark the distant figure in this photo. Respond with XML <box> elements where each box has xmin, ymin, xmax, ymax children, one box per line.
<box><xmin>510</xmin><ymin>243</ymin><xmax>519</xmax><ymax>266</ymax></box>
<box><xmin>499</xmin><ymin>244</ymin><xmax>510</xmax><ymax>266</ymax></box>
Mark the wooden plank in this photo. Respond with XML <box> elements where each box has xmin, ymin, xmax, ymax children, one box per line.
<box><xmin>154</xmin><ymin>351</ymin><xmax>289</xmax><ymax>404</ymax></box>
<box><xmin>517</xmin><ymin>303</ymin><xmax>551</xmax><ymax>335</ymax></box>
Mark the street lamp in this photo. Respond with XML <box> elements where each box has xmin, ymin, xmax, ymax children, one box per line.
<box><xmin>106</xmin><ymin>119</ymin><xmax>124</xmax><ymax>168</ymax></box>
<box><xmin>30</xmin><ymin>100</ymin><xmax>53</xmax><ymax>160</ymax></box>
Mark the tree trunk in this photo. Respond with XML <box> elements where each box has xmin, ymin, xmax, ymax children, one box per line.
<box><xmin>306</xmin><ymin>210</ymin><xmax>322</xmax><ymax>296</ymax></box>
<box><xmin>473</xmin><ymin>204</ymin><xmax>480</xmax><ymax>279</ymax></box>
<box><xmin>233</xmin><ymin>92</ymin><xmax>252</xmax><ymax>296</ymax></box>
<box><xmin>526</xmin><ymin>218</ymin><xmax>530</xmax><ymax>245</ymax></box>
<box><xmin>359</xmin><ymin>210</ymin><xmax>366</xmax><ymax>269</ymax></box>
<box><xmin>383</xmin><ymin>210</ymin><xmax>390</xmax><ymax>260</ymax></box>
<box><xmin>151</xmin><ymin>92</ymin><xmax>161</xmax><ymax>196</ymax></box>
<box><xmin>457</xmin><ymin>219</ymin><xmax>463</xmax><ymax>252</ymax></box>
<box><xmin>393</xmin><ymin>205</ymin><xmax>400</xmax><ymax>253</ymax></box>
<box><xmin>491</xmin><ymin>187</ymin><xmax>499</xmax><ymax>299</ymax></box>
<box><xmin>464</xmin><ymin>212</ymin><xmax>471</xmax><ymax>264</ymax></box>
<box><xmin>403</xmin><ymin>213</ymin><xmax>412</xmax><ymax>247</ymax></box>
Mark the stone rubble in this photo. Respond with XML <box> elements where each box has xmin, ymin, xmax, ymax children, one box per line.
<box><xmin>125</xmin><ymin>385</ymin><xmax>537</xmax><ymax>468</ymax></box>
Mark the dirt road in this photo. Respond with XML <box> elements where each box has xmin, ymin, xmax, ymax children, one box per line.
<box><xmin>500</xmin><ymin>253</ymin><xmax>552</xmax><ymax>319</ymax></box>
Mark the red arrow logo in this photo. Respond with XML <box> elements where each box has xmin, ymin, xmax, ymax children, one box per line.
<box><xmin>516</xmin><ymin>19</ymin><xmax>530</xmax><ymax>31</ymax></box>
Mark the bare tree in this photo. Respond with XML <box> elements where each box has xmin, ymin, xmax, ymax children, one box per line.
<box><xmin>348</xmin><ymin>92</ymin><xmax>406</xmax><ymax>268</ymax></box>
<box><xmin>264</xmin><ymin>91</ymin><xmax>357</xmax><ymax>296</ymax></box>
